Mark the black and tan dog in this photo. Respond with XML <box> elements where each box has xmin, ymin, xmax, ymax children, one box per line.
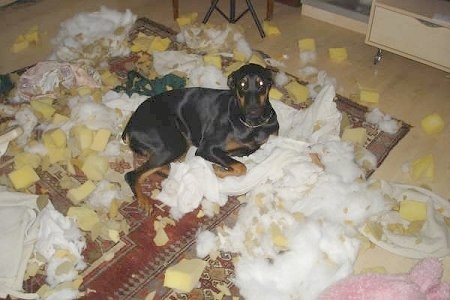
<box><xmin>122</xmin><ymin>63</ymin><xmax>279</xmax><ymax>214</ymax></box>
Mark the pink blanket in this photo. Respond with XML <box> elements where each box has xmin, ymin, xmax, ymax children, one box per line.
<box><xmin>320</xmin><ymin>258</ymin><xmax>450</xmax><ymax>300</ymax></box>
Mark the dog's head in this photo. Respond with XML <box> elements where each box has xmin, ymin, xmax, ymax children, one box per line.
<box><xmin>228</xmin><ymin>63</ymin><xmax>274</xmax><ymax>127</ymax></box>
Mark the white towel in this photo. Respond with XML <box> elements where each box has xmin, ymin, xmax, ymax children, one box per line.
<box><xmin>0</xmin><ymin>188</ymin><xmax>39</xmax><ymax>299</ymax></box>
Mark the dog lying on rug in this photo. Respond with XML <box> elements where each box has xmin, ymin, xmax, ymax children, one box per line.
<box><xmin>122</xmin><ymin>63</ymin><xmax>279</xmax><ymax>214</ymax></box>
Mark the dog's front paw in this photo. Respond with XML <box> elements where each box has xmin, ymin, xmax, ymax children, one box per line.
<box><xmin>213</xmin><ymin>162</ymin><xmax>247</xmax><ymax>178</ymax></box>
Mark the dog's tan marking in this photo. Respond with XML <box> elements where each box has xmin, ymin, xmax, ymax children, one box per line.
<box><xmin>134</xmin><ymin>166</ymin><xmax>167</xmax><ymax>215</ymax></box>
<box><xmin>213</xmin><ymin>161</ymin><xmax>247</xmax><ymax>178</ymax></box>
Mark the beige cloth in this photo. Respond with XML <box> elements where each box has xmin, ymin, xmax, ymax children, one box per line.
<box><xmin>0</xmin><ymin>188</ymin><xmax>39</xmax><ymax>299</ymax></box>
<box><xmin>361</xmin><ymin>182</ymin><xmax>450</xmax><ymax>258</ymax></box>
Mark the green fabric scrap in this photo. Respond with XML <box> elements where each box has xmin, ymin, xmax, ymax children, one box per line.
<box><xmin>0</xmin><ymin>74</ymin><xmax>14</xmax><ymax>96</ymax></box>
<box><xmin>114</xmin><ymin>71</ymin><xmax>185</xmax><ymax>96</ymax></box>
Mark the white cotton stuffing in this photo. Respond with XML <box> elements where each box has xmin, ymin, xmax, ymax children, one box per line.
<box><xmin>298</xmin><ymin>65</ymin><xmax>319</xmax><ymax>79</ymax></box>
<box><xmin>366</xmin><ymin>107</ymin><xmax>400</xmax><ymax>134</ymax></box>
<box><xmin>12</xmin><ymin>106</ymin><xmax>38</xmax><ymax>147</ymax></box>
<box><xmin>208</xmin><ymin>144</ymin><xmax>388</xmax><ymax>299</ymax></box>
<box><xmin>187</xmin><ymin>65</ymin><xmax>228</xmax><ymax>89</ymax></box>
<box><xmin>195</xmin><ymin>230</ymin><xmax>219</xmax><ymax>258</ymax></box>
<box><xmin>45</xmin><ymin>256</ymin><xmax>79</xmax><ymax>286</ymax></box>
<box><xmin>233</xmin><ymin>32</ymin><xmax>252</xmax><ymax>61</ymax></box>
<box><xmin>50</xmin><ymin>6</ymin><xmax>137</xmax><ymax>64</ymax></box>
<box><xmin>274</xmin><ymin>71</ymin><xmax>289</xmax><ymax>87</ymax></box>
<box><xmin>34</xmin><ymin>203</ymin><xmax>86</xmax><ymax>288</ymax></box>
<box><xmin>299</xmin><ymin>50</ymin><xmax>317</xmax><ymax>65</ymax></box>
<box><xmin>44</xmin><ymin>289</ymin><xmax>80</xmax><ymax>300</ymax></box>
<box><xmin>86</xmin><ymin>180</ymin><xmax>121</xmax><ymax>210</ymax></box>
<box><xmin>67</xmin><ymin>95</ymin><xmax>120</xmax><ymax>133</ymax></box>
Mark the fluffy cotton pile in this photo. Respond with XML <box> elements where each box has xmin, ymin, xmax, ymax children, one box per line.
<box><xmin>366</xmin><ymin>107</ymin><xmax>401</xmax><ymax>134</ymax></box>
<box><xmin>194</xmin><ymin>137</ymin><xmax>389</xmax><ymax>300</ymax></box>
<box><xmin>176</xmin><ymin>23</ymin><xmax>252</xmax><ymax>60</ymax></box>
<box><xmin>50</xmin><ymin>6</ymin><xmax>137</xmax><ymax>67</ymax></box>
<box><xmin>33</xmin><ymin>202</ymin><xmax>86</xmax><ymax>297</ymax></box>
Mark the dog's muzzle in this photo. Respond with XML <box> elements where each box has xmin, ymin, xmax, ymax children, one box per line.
<box><xmin>240</xmin><ymin>110</ymin><xmax>274</xmax><ymax>128</ymax></box>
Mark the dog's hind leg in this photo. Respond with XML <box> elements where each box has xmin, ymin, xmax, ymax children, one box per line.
<box><xmin>125</xmin><ymin>139</ymin><xmax>187</xmax><ymax>215</ymax></box>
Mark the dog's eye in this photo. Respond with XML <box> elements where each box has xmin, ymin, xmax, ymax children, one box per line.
<box><xmin>240</xmin><ymin>79</ymin><xmax>248</xmax><ymax>91</ymax></box>
<box><xmin>256</xmin><ymin>78</ymin><xmax>265</xmax><ymax>91</ymax></box>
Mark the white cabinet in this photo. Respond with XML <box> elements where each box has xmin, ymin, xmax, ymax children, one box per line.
<box><xmin>365</xmin><ymin>0</ymin><xmax>450</xmax><ymax>72</ymax></box>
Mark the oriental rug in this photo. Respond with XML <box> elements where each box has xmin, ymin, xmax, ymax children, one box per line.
<box><xmin>0</xmin><ymin>17</ymin><xmax>410</xmax><ymax>300</ymax></box>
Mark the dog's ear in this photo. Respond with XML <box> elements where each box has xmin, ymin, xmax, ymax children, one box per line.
<box><xmin>227</xmin><ymin>72</ymin><xmax>236</xmax><ymax>89</ymax></box>
<box><xmin>264</xmin><ymin>68</ymin><xmax>274</xmax><ymax>87</ymax></box>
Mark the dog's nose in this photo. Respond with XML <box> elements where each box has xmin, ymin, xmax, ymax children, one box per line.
<box><xmin>247</xmin><ymin>106</ymin><xmax>263</xmax><ymax>118</ymax></box>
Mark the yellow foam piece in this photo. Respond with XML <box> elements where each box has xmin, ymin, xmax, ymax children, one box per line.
<box><xmin>203</xmin><ymin>55</ymin><xmax>222</xmax><ymax>69</ymax></box>
<box><xmin>149</xmin><ymin>36</ymin><xmax>171</xmax><ymax>52</ymax></box>
<box><xmin>11</xmin><ymin>26</ymin><xmax>40</xmax><ymax>53</ymax></box>
<box><xmin>47</xmin><ymin>147</ymin><xmax>70</xmax><ymax>164</ymax></box>
<box><xmin>130</xmin><ymin>37</ymin><xmax>151</xmax><ymax>52</ymax></box>
<box><xmin>90</xmin><ymin>128</ymin><xmax>111</xmax><ymax>152</ymax></box>
<box><xmin>341</xmin><ymin>127</ymin><xmax>367</xmax><ymax>146</ymax></box>
<box><xmin>298</xmin><ymin>38</ymin><xmax>316</xmax><ymax>51</ymax></box>
<box><xmin>8</xmin><ymin>165</ymin><xmax>40</xmax><ymax>190</ymax></box>
<box><xmin>224</xmin><ymin>61</ymin><xmax>245</xmax><ymax>76</ymax></box>
<box><xmin>176</xmin><ymin>12</ymin><xmax>198</xmax><ymax>27</ymax></box>
<box><xmin>271</xmin><ymin>224</ymin><xmax>289</xmax><ymax>248</ymax></box>
<box><xmin>100</xmin><ymin>70</ymin><xmax>121</xmax><ymax>87</ymax></box>
<box><xmin>269</xmin><ymin>87</ymin><xmax>284</xmax><ymax>100</ymax></box>
<box><xmin>11</xmin><ymin>38</ymin><xmax>29</xmax><ymax>53</ymax></box>
<box><xmin>52</xmin><ymin>113</ymin><xmax>70</xmax><ymax>125</ymax></box>
<box><xmin>67</xmin><ymin>206</ymin><xmax>100</xmax><ymax>231</ymax></box>
<box><xmin>23</xmin><ymin>26</ymin><xmax>40</xmax><ymax>44</ymax></box>
<box><xmin>14</xmin><ymin>152</ymin><xmax>41</xmax><ymax>170</ymax></box>
<box><xmin>46</xmin><ymin>128</ymin><xmax>67</xmax><ymax>148</ymax></box>
<box><xmin>421</xmin><ymin>113</ymin><xmax>445</xmax><ymax>135</ymax></box>
<box><xmin>233</xmin><ymin>50</ymin><xmax>247</xmax><ymax>62</ymax></box>
<box><xmin>411</xmin><ymin>154</ymin><xmax>435</xmax><ymax>181</ymax></box>
<box><xmin>328</xmin><ymin>47</ymin><xmax>348</xmax><ymax>63</ymax></box>
<box><xmin>399</xmin><ymin>200</ymin><xmax>427</xmax><ymax>222</ymax></box>
<box><xmin>67</xmin><ymin>180</ymin><xmax>96</xmax><ymax>204</ymax></box>
<box><xmin>248</xmin><ymin>54</ymin><xmax>266</xmax><ymax>67</ymax></box>
<box><xmin>360</xmin><ymin>89</ymin><xmax>380</xmax><ymax>104</ymax></box>
<box><xmin>30</xmin><ymin>99</ymin><xmax>56</xmax><ymax>120</ymax></box>
<box><xmin>81</xmin><ymin>153</ymin><xmax>109</xmax><ymax>181</ymax></box>
<box><xmin>285</xmin><ymin>81</ymin><xmax>309</xmax><ymax>103</ymax></box>
<box><xmin>164</xmin><ymin>258</ymin><xmax>207</xmax><ymax>293</ymax></box>
<box><xmin>263</xmin><ymin>21</ymin><xmax>281</xmax><ymax>36</ymax></box>
<box><xmin>71</xmin><ymin>125</ymin><xmax>94</xmax><ymax>150</ymax></box>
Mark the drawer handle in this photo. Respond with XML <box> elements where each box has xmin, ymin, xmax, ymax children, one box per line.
<box><xmin>416</xmin><ymin>18</ymin><xmax>442</xmax><ymax>28</ymax></box>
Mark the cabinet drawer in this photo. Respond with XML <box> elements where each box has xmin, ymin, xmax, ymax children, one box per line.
<box><xmin>366</xmin><ymin>6</ymin><xmax>450</xmax><ymax>72</ymax></box>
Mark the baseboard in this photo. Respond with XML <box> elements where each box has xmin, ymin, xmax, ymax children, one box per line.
<box><xmin>275</xmin><ymin>0</ymin><xmax>301</xmax><ymax>7</ymax></box>
<box><xmin>301</xmin><ymin>1</ymin><xmax>368</xmax><ymax>34</ymax></box>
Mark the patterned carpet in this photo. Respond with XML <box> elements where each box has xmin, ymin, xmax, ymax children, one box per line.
<box><xmin>0</xmin><ymin>18</ymin><xmax>410</xmax><ymax>300</ymax></box>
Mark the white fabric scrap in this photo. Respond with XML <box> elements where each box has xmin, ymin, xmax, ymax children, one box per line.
<box><xmin>50</xmin><ymin>6</ymin><xmax>136</xmax><ymax>64</ymax></box>
<box><xmin>35</xmin><ymin>202</ymin><xmax>86</xmax><ymax>287</ymax></box>
<box><xmin>361</xmin><ymin>182</ymin><xmax>450</xmax><ymax>258</ymax></box>
<box><xmin>13</xmin><ymin>61</ymin><xmax>100</xmax><ymax>103</ymax></box>
<box><xmin>0</xmin><ymin>188</ymin><xmax>39</xmax><ymax>299</ymax></box>
<box><xmin>187</xmin><ymin>65</ymin><xmax>228</xmax><ymax>89</ymax></box>
<box><xmin>67</xmin><ymin>95</ymin><xmax>121</xmax><ymax>134</ymax></box>
<box><xmin>152</xmin><ymin>50</ymin><xmax>203</xmax><ymax>76</ymax></box>
<box><xmin>176</xmin><ymin>23</ymin><xmax>252</xmax><ymax>60</ymax></box>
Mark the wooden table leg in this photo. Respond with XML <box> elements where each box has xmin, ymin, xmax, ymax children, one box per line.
<box><xmin>266</xmin><ymin>0</ymin><xmax>274</xmax><ymax>20</ymax></box>
<box><xmin>172</xmin><ymin>0</ymin><xmax>179</xmax><ymax>19</ymax></box>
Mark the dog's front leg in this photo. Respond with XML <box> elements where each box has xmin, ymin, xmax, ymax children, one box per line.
<box><xmin>196</xmin><ymin>146</ymin><xmax>247</xmax><ymax>178</ymax></box>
